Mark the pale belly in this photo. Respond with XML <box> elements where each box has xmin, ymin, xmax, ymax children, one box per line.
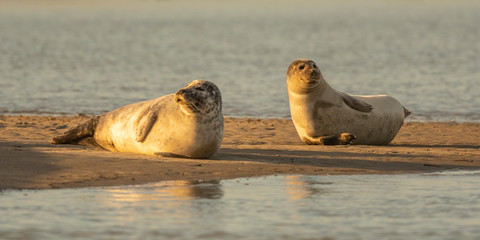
<box><xmin>292</xmin><ymin>95</ymin><xmax>405</xmax><ymax>145</ymax></box>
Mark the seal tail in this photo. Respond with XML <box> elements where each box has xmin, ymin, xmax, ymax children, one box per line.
<box><xmin>50</xmin><ymin>116</ymin><xmax>100</xmax><ymax>144</ymax></box>
<box><xmin>403</xmin><ymin>107</ymin><xmax>412</xmax><ymax>118</ymax></box>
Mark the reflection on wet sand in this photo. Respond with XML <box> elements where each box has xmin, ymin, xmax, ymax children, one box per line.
<box><xmin>284</xmin><ymin>176</ymin><xmax>311</xmax><ymax>200</ymax></box>
<box><xmin>284</xmin><ymin>176</ymin><xmax>329</xmax><ymax>200</ymax></box>
<box><xmin>105</xmin><ymin>180</ymin><xmax>223</xmax><ymax>202</ymax></box>
<box><xmin>101</xmin><ymin>180</ymin><xmax>223</xmax><ymax>220</ymax></box>
<box><xmin>103</xmin><ymin>176</ymin><xmax>325</xmax><ymax>205</ymax></box>
<box><xmin>99</xmin><ymin>175</ymin><xmax>329</xmax><ymax>224</ymax></box>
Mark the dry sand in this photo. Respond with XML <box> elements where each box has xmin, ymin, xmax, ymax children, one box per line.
<box><xmin>0</xmin><ymin>115</ymin><xmax>479</xmax><ymax>189</ymax></box>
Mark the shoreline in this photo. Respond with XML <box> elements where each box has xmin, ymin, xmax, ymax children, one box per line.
<box><xmin>1</xmin><ymin>115</ymin><xmax>479</xmax><ymax>190</ymax></box>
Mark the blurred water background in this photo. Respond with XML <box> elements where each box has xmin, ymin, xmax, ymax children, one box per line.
<box><xmin>1</xmin><ymin>171</ymin><xmax>480</xmax><ymax>240</ymax></box>
<box><xmin>0</xmin><ymin>0</ymin><xmax>479</xmax><ymax>121</ymax></box>
<box><xmin>1</xmin><ymin>2</ymin><xmax>479</xmax><ymax>239</ymax></box>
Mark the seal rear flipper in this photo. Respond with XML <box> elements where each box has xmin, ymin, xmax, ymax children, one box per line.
<box><xmin>135</xmin><ymin>111</ymin><xmax>158</xmax><ymax>143</ymax></box>
<box><xmin>339</xmin><ymin>92</ymin><xmax>373</xmax><ymax>113</ymax></box>
<box><xmin>301</xmin><ymin>133</ymin><xmax>356</xmax><ymax>145</ymax></box>
<box><xmin>50</xmin><ymin>116</ymin><xmax>100</xmax><ymax>144</ymax></box>
<box><xmin>403</xmin><ymin>106</ymin><xmax>412</xmax><ymax>118</ymax></box>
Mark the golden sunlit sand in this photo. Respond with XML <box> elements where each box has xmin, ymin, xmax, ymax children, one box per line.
<box><xmin>1</xmin><ymin>115</ymin><xmax>479</xmax><ymax>189</ymax></box>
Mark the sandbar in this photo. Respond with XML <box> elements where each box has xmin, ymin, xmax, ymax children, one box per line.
<box><xmin>0</xmin><ymin>115</ymin><xmax>479</xmax><ymax>189</ymax></box>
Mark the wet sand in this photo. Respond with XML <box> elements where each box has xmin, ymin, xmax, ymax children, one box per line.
<box><xmin>0</xmin><ymin>115</ymin><xmax>479</xmax><ymax>189</ymax></box>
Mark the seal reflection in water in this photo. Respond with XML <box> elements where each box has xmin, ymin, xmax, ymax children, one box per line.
<box><xmin>287</xmin><ymin>59</ymin><xmax>411</xmax><ymax>145</ymax></box>
<box><xmin>51</xmin><ymin>80</ymin><xmax>223</xmax><ymax>158</ymax></box>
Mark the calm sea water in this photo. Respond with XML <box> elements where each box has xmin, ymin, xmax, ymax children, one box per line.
<box><xmin>0</xmin><ymin>0</ymin><xmax>479</xmax><ymax>121</ymax></box>
<box><xmin>1</xmin><ymin>171</ymin><xmax>479</xmax><ymax>240</ymax></box>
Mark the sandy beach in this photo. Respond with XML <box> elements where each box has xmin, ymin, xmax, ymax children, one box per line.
<box><xmin>0</xmin><ymin>115</ymin><xmax>479</xmax><ymax>189</ymax></box>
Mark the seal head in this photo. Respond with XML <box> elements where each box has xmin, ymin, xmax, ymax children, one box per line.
<box><xmin>175</xmin><ymin>80</ymin><xmax>222</xmax><ymax>117</ymax></box>
<box><xmin>287</xmin><ymin>59</ymin><xmax>324</xmax><ymax>92</ymax></box>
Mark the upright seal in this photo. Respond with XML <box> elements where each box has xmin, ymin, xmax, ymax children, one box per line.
<box><xmin>287</xmin><ymin>59</ymin><xmax>410</xmax><ymax>145</ymax></box>
<box><xmin>51</xmin><ymin>80</ymin><xmax>224</xmax><ymax>158</ymax></box>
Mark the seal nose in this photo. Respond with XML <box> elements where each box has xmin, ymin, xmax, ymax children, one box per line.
<box><xmin>175</xmin><ymin>89</ymin><xmax>188</xmax><ymax>102</ymax></box>
<box><xmin>177</xmin><ymin>88</ymin><xmax>194</xmax><ymax>97</ymax></box>
<box><xmin>175</xmin><ymin>95</ymin><xmax>182</xmax><ymax>102</ymax></box>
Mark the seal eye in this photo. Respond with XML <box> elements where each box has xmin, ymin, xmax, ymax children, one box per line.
<box><xmin>195</xmin><ymin>87</ymin><xmax>205</xmax><ymax>91</ymax></box>
<box><xmin>313</xmin><ymin>64</ymin><xmax>317</xmax><ymax>69</ymax></box>
<box><xmin>299</xmin><ymin>65</ymin><xmax>305</xmax><ymax>70</ymax></box>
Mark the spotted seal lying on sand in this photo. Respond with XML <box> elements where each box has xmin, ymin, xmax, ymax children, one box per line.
<box><xmin>51</xmin><ymin>80</ymin><xmax>224</xmax><ymax>158</ymax></box>
<box><xmin>286</xmin><ymin>59</ymin><xmax>411</xmax><ymax>145</ymax></box>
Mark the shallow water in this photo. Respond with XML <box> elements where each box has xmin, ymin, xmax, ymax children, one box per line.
<box><xmin>0</xmin><ymin>0</ymin><xmax>479</xmax><ymax>121</ymax></box>
<box><xmin>1</xmin><ymin>171</ymin><xmax>480</xmax><ymax>240</ymax></box>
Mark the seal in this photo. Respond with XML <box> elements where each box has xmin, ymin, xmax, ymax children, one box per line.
<box><xmin>287</xmin><ymin>59</ymin><xmax>411</xmax><ymax>145</ymax></box>
<box><xmin>50</xmin><ymin>80</ymin><xmax>224</xmax><ymax>158</ymax></box>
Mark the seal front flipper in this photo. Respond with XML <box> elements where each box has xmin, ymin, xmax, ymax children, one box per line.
<box><xmin>301</xmin><ymin>133</ymin><xmax>356</xmax><ymax>145</ymax></box>
<box><xmin>135</xmin><ymin>111</ymin><xmax>158</xmax><ymax>143</ymax></box>
<box><xmin>339</xmin><ymin>92</ymin><xmax>373</xmax><ymax>113</ymax></box>
<box><xmin>154</xmin><ymin>152</ymin><xmax>189</xmax><ymax>158</ymax></box>
<box><xmin>50</xmin><ymin>116</ymin><xmax>100</xmax><ymax>144</ymax></box>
